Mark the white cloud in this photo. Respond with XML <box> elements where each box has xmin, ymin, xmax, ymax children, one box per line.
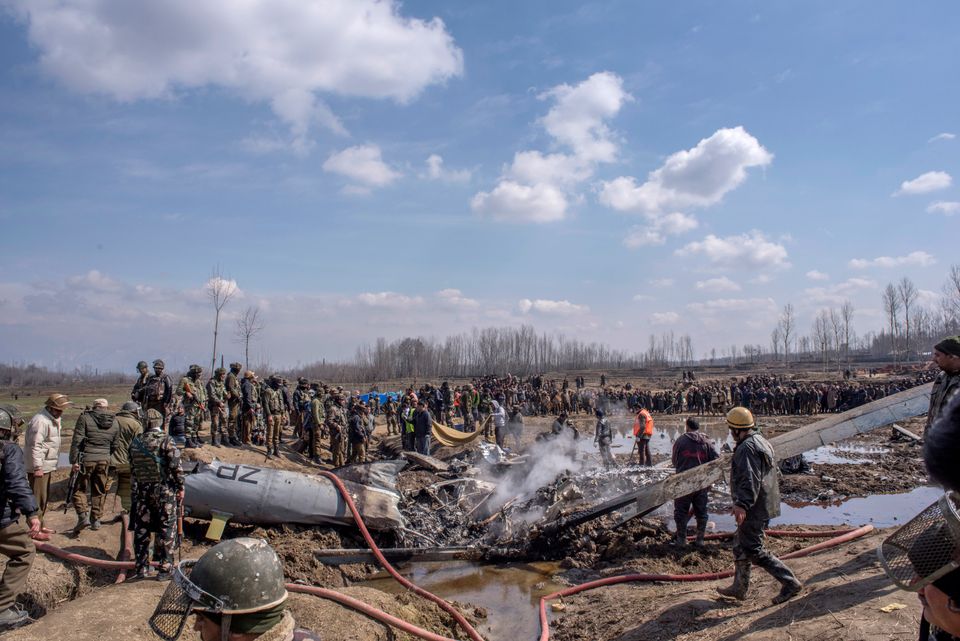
<box><xmin>436</xmin><ymin>288</ymin><xmax>479</xmax><ymax>309</ymax></box>
<box><xmin>599</xmin><ymin>126</ymin><xmax>772</xmax><ymax>214</ymax></box>
<box><xmin>803</xmin><ymin>278</ymin><xmax>877</xmax><ymax>305</ymax></box>
<box><xmin>424</xmin><ymin>154</ymin><xmax>471</xmax><ymax>183</ymax></box>
<box><xmin>928</xmin><ymin>133</ymin><xmax>956</xmax><ymax>143</ymax></box>
<box><xmin>650</xmin><ymin>311</ymin><xmax>680</xmax><ymax>325</ymax></box>
<box><xmin>658</xmin><ymin>212</ymin><xmax>699</xmax><ymax>235</ymax></box>
<box><xmin>356</xmin><ymin>291</ymin><xmax>423</xmax><ymax>309</ymax></box>
<box><xmin>518</xmin><ymin>298</ymin><xmax>589</xmax><ymax>315</ymax></box>
<box><xmin>67</xmin><ymin>270</ymin><xmax>124</xmax><ymax>293</ymax></box>
<box><xmin>893</xmin><ymin>171</ymin><xmax>952</xmax><ymax>196</ymax></box>
<box><xmin>471</xmin><ymin>181</ymin><xmax>568</xmax><ymax>223</ymax></box>
<box><xmin>632</xmin><ymin>294</ymin><xmax>653</xmax><ymax>301</ymax></box>
<box><xmin>7</xmin><ymin>0</ymin><xmax>463</xmax><ymax>151</ymax></box>
<box><xmin>806</xmin><ymin>270</ymin><xmax>830</xmax><ymax>281</ymax></box>
<box><xmin>623</xmin><ymin>227</ymin><xmax>665</xmax><ymax>247</ymax></box>
<box><xmin>622</xmin><ymin>212</ymin><xmax>698</xmax><ymax>249</ymax></box>
<box><xmin>687</xmin><ymin>297</ymin><xmax>778</xmax><ymax>314</ymax></box>
<box><xmin>679</xmin><ymin>231</ymin><xmax>790</xmax><ymax>270</ymax></box>
<box><xmin>849</xmin><ymin>251</ymin><xmax>936</xmax><ymax>269</ymax></box>
<box><xmin>472</xmin><ymin>72</ymin><xmax>630</xmax><ymax>223</ymax></box>
<box><xmin>927</xmin><ymin>201</ymin><xmax>960</xmax><ymax>216</ymax></box>
<box><xmin>917</xmin><ymin>289</ymin><xmax>941</xmax><ymax>307</ymax></box>
<box><xmin>649</xmin><ymin>278</ymin><xmax>674</xmax><ymax>288</ymax></box>
<box><xmin>323</xmin><ymin>145</ymin><xmax>401</xmax><ymax>188</ymax></box>
<box><xmin>695</xmin><ymin>277</ymin><xmax>741</xmax><ymax>292</ymax></box>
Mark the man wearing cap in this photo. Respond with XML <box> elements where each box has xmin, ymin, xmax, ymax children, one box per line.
<box><xmin>129</xmin><ymin>408</ymin><xmax>184</xmax><ymax>579</ymax></box>
<box><xmin>718</xmin><ymin>406</ymin><xmax>802</xmax><ymax>604</ymax></box>
<box><xmin>25</xmin><ymin>393</ymin><xmax>71</xmax><ymax>537</ymax></box>
<box><xmin>0</xmin><ymin>405</ymin><xmax>40</xmax><ymax>631</ymax></box>
<box><xmin>70</xmin><ymin>398</ymin><xmax>119</xmax><ymax>532</ymax></box>
<box><xmin>927</xmin><ymin>336</ymin><xmax>960</xmax><ymax>435</ymax></box>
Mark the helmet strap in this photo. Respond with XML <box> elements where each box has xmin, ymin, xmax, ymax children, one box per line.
<box><xmin>220</xmin><ymin>613</ymin><xmax>232</xmax><ymax>641</ymax></box>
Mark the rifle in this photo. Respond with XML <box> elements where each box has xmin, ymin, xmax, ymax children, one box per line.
<box><xmin>176</xmin><ymin>495</ymin><xmax>184</xmax><ymax>562</ymax></box>
<box><xmin>63</xmin><ymin>451</ymin><xmax>83</xmax><ymax>512</ymax></box>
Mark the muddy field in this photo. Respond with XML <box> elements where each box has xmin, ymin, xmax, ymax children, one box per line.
<box><xmin>0</xmin><ymin>366</ymin><xmax>936</xmax><ymax>640</ymax></box>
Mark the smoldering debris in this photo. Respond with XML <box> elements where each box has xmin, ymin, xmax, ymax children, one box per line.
<box><xmin>394</xmin><ymin>430</ymin><xmax>675</xmax><ymax>559</ymax></box>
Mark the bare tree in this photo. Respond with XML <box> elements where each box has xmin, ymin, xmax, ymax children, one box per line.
<box><xmin>942</xmin><ymin>264</ymin><xmax>960</xmax><ymax>330</ymax></box>
<box><xmin>897</xmin><ymin>277</ymin><xmax>918</xmax><ymax>361</ymax></box>
<box><xmin>207</xmin><ymin>267</ymin><xmax>237</xmax><ymax>374</ymax></box>
<box><xmin>778</xmin><ymin>303</ymin><xmax>795</xmax><ymax>366</ymax></box>
<box><xmin>812</xmin><ymin>310</ymin><xmax>831</xmax><ymax>372</ymax></box>
<box><xmin>840</xmin><ymin>300</ymin><xmax>855</xmax><ymax>366</ymax></box>
<box><xmin>882</xmin><ymin>283</ymin><xmax>902</xmax><ymax>363</ymax></box>
<box><xmin>827</xmin><ymin>307</ymin><xmax>843</xmax><ymax>369</ymax></box>
<box><xmin>770</xmin><ymin>327</ymin><xmax>782</xmax><ymax>361</ymax></box>
<box><xmin>235</xmin><ymin>306</ymin><xmax>266</xmax><ymax>369</ymax></box>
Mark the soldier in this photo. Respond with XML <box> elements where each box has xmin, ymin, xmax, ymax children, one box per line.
<box><xmin>441</xmin><ymin>381</ymin><xmax>454</xmax><ymax>426</ymax></box>
<box><xmin>225</xmin><ymin>362</ymin><xmax>242</xmax><ymax>441</ymax></box>
<box><xmin>149</xmin><ymin>538</ymin><xmax>321</xmax><ymax>641</ymax></box>
<box><xmin>129</xmin><ymin>408</ymin><xmax>184</xmax><ymax>580</ymax></box>
<box><xmin>143</xmin><ymin>359</ymin><xmax>174</xmax><ymax>426</ymax></box>
<box><xmin>70</xmin><ymin>398</ymin><xmax>118</xmax><ymax>532</ymax></box>
<box><xmin>131</xmin><ymin>360</ymin><xmax>150</xmax><ymax>406</ymax></box>
<box><xmin>460</xmin><ymin>384</ymin><xmax>475</xmax><ymax>432</ymax></box>
<box><xmin>326</xmin><ymin>395</ymin><xmax>347</xmax><ymax>467</ymax></box>
<box><xmin>0</xmin><ymin>405</ymin><xmax>41</xmax><ymax>631</ymax></box>
<box><xmin>718</xmin><ymin>407</ymin><xmax>802</xmax><ymax>604</ymax></box>
<box><xmin>348</xmin><ymin>404</ymin><xmax>369</xmax><ymax>464</ymax></box>
<box><xmin>279</xmin><ymin>378</ymin><xmax>293</xmax><ymax>430</ymax></box>
<box><xmin>262</xmin><ymin>376</ymin><xmax>284</xmax><ymax>458</ymax></box>
<box><xmin>383</xmin><ymin>396</ymin><xmax>398</xmax><ymax>435</ymax></box>
<box><xmin>303</xmin><ymin>384</ymin><xmax>325</xmax><ymax>464</ymax></box>
<box><xmin>292</xmin><ymin>377</ymin><xmax>310</xmax><ymax>438</ymax></box>
<box><xmin>177</xmin><ymin>364</ymin><xmax>207</xmax><ymax>448</ymax></box>
<box><xmin>206</xmin><ymin>367</ymin><xmax>229</xmax><ymax>447</ymax></box>
<box><xmin>240</xmin><ymin>370</ymin><xmax>259</xmax><ymax>444</ymax></box>
<box><xmin>111</xmin><ymin>401</ymin><xmax>143</xmax><ymax>562</ymax></box>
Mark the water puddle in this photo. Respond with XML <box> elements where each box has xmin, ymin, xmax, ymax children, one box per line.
<box><xmin>361</xmin><ymin>560</ymin><xmax>563</xmax><ymax>640</ymax></box>
<box><xmin>805</xmin><ymin>443</ymin><xmax>889</xmax><ymax>465</ymax></box>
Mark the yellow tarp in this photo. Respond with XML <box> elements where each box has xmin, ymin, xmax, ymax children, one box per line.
<box><xmin>431</xmin><ymin>419</ymin><xmax>488</xmax><ymax>447</ymax></box>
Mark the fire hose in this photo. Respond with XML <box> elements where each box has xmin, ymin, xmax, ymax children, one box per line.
<box><xmin>35</xmin><ymin>505</ymin><xmax>872</xmax><ymax>641</ymax></box>
<box><xmin>536</xmin><ymin>524</ymin><xmax>875</xmax><ymax>641</ymax></box>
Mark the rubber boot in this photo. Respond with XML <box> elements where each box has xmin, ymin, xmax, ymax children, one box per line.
<box><xmin>73</xmin><ymin>512</ymin><xmax>90</xmax><ymax>533</ymax></box>
<box><xmin>212</xmin><ymin>433</ymin><xmax>221</xmax><ymax>447</ymax></box>
<box><xmin>717</xmin><ymin>561</ymin><xmax>751</xmax><ymax>600</ymax></box>
<box><xmin>756</xmin><ymin>554</ymin><xmax>802</xmax><ymax>604</ymax></box>
<box><xmin>694</xmin><ymin>521</ymin><xmax>707</xmax><ymax>548</ymax></box>
<box><xmin>673</xmin><ymin>520</ymin><xmax>688</xmax><ymax>547</ymax></box>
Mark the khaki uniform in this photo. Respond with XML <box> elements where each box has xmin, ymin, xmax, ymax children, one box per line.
<box><xmin>326</xmin><ymin>405</ymin><xmax>347</xmax><ymax>467</ymax></box>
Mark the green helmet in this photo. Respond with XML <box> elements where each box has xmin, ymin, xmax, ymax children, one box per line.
<box><xmin>188</xmin><ymin>364</ymin><xmax>203</xmax><ymax>376</ymax></box>
<box><xmin>150</xmin><ymin>538</ymin><xmax>288</xmax><ymax>641</ymax></box>
<box><xmin>153</xmin><ymin>359</ymin><xmax>165</xmax><ymax>369</ymax></box>
<box><xmin>0</xmin><ymin>405</ymin><xmax>23</xmax><ymax>439</ymax></box>
<box><xmin>137</xmin><ymin>360</ymin><xmax>148</xmax><ymax>370</ymax></box>
<box><xmin>214</xmin><ymin>367</ymin><xmax>226</xmax><ymax>376</ymax></box>
<box><xmin>145</xmin><ymin>408</ymin><xmax>163</xmax><ymax>428</ymax></box>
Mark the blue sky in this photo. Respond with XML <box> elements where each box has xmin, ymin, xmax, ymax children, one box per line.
<box><xmin>0</xmin><ymin>0</ymin><xmax>957</xmax><ymax>371</ymax></box>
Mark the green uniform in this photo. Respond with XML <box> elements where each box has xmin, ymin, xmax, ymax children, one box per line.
<box><xmin>129</xmin><ymin>428</ymin><xmax>184</xmax><ymax>575</ymax></box>
<box><xmin>177</xmin><ymin>375</ymin><xmax>207</xmax><ymax>440</ymax></box>
<box><xmin>325</xmin><ymin>405</ymin><xmax>347</xmax><ymax>467</ymax></box>
<box><xmin>111</xmin><ymin>410</ymin><xmax>143</xmax><ymax>513</ymax></box>
<box><xmin>206</xmin><ymin>377</ymin><xmax>229</xmax><ymax>442</ymax></box>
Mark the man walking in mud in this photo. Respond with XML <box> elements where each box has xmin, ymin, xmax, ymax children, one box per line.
<box><xmin>718</xmin><ymin>407</ymin><xmax>802</xmax><ymax>604</ymax></box>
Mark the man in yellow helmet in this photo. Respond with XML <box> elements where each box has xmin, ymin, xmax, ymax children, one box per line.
<box><xmin>717</xmin><ymin>406</ymin><xmax>802</xmax><ymax>605</ymax></box>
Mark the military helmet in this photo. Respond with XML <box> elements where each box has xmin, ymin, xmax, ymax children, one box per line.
<box><xmin>137</xmin><ymin>360</ymin><xmax>149</xmax><ymax>369</ymax></box>
<box><xmin>229</xmin><ymin>362</ymin><xmax>243</xmax><ymax>371</ymax></box>
<box><xmin>214</xmin><ymin>367</ymin><xmax>226</xmax><ymax>376</ymax></box>
<box><xmin>149</xmin><ymin>538</ymin><xmax>287</xmax><ymax>641</ymax></box>
<box><xmin>146</xmin><ymin>408</ymin><xmax>164</xmax><ymax>428</ymax></box>
<box><xmin>188</xmin><ymin>364</ymin><xmax>203</xmax><ymax>376</ymax></box>
<box><xmin>726</xmin><ymin>406</ymin><xmax>756</xmax><ymax>430</ymax></box>
<box><xmin>153</xmin><ymin>359</ymin><xmax>165</xmax><ymax>368</ymax></box>
<box><xmin>121</xmin><ymin>401</ymin><xmax>140</xmax><ymax>412</ymax></box>
<box><xmin>0</xmin><ymin>405</ymin><xmax>24</xmax><ymax>439</ymax></box>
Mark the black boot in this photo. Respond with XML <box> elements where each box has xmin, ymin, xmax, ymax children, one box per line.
<box><xmin>229</xmin><ymin>436</ymin><xmax>242</xmax><ymax>447</ymax></box>
<box><xmin>755</xmin><ymin>554</ymin><xmax>802</xmax><ymax>604</ymax></box>
<box><xmin>717</xmin><ymin>561</ymin><xmax>751</xmax><ymax>600</ymax></box>
<box><xmin>673</xmin><ymin>520</ymin><xmax>688</xmax><ymax>547</ymax></box>
<box><xmin>694</xmin><ymin>521</ymin><xmax>707</xmax><ymax>548</ymax></box>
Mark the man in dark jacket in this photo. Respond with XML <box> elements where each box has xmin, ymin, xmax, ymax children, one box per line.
<box><xmin>927</xmin><ymin>336</ymin><xmax>960</xmax><ymax>435</ymax></box>
<box><xmin>718</xmin><ymin>407</ymin><xmax>802</xmax><ymax>604</ymax></box>
<box><xmin>347</xmin><ymin>405</ymin><xmax>369</xmax><ymax>464</ymax></box>
<box><xmin>671</xmin><ymin>417</ymin><xmax>719</xmax><ymax>547</ymax></box>
<box><xmin>0</xmin><ymin>405</ymin><xmax>40</xmax><ymax>631</ymax></box>
<box><xmin>414</xmin><ymin>400</ymin><xmax>432</xmax><ymax>455</ymax></box>
<box><xmin>70</xmin><ymin>398</ymin><xmax>119</xmax><ymax>532</ymax></box>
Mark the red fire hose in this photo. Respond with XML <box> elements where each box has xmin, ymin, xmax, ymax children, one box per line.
<box><xmin>536</xmin><ymin>524</ymin><xmax>875</xmax><ymax>641</ymax></box>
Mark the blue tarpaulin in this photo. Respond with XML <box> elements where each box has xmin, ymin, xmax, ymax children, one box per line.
<box><xmin>359</xmin><ymin>392</ymin><xmax>402</xmax><ymax>405</ymax></box>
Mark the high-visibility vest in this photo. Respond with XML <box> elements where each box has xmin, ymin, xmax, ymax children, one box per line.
<box><xmin>633</xmin><ymin>409</ymin><xmax>654</xmax><ymax>437</ymax></box>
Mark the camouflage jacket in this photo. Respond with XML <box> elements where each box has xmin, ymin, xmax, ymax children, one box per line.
<box><xmin>325</xmin><ymin>406</ymin><xmax>346</xmax><ymax>435</ymax></box>
<box><xmin>225</xmin><ymin>371</ymin><xmax>241</xmax><ymax>403</ymax></box>
<box><xmin>177</xmin><ymin>375</ymin><xmax>207</xmax><ymax>409</ymax></box>
<box><xmin>129</xmin><ymin>428</ymin><xmax>184</xmax><ymax>491</ymax></box>
<box><xmin>206</xmin><ymin>378</ymin><xmax>227</xmax><ymax>408</ymax></box>
<box><xmin>143</xmin><ymin>373</ymin><xmax>173</xmax><ymax>406</ymax></box>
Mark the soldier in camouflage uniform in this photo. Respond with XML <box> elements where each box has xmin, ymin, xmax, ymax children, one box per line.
<box><xmin>177</xmin><ymin>364</ymin><xmax>207</xmax><ymax>449</ymax></box>
<box><xmin>129</xmin><ymin>409</ymin><xmax>184</xmax><ymax>579</ymax></box>
<box><xmin>143</xmin><ymin>359</ymin><xmax>173</xmax><ymax>427</ymax></box>
<box><xmin>131</xmin><ymin>360</ymin><xmax>150</xmax><ymax>406</ymax></box>
<box><xmin>263</xmin><ymin>376</ymin><xmax>284</xmax><ymax>457</ymax></box>
<box><xmin>225</xmin><ymin>362</ymin><xmax>242</xmax><ymax>443</ymax></box>
<box><xmin>383</xmin><ymin>397</ymin><xmax>398</xmax><ymax>435</ymax></box>
<box><xmin>206</xmin><ymin>367</ymin><xmax>229</xmax><ymax>447</ymax></box>
<box><xmin>292</xmin><ymin>377</ymin><xmax>310</xmax><ymax>438</ymax></box>
<box><xmin>303</xmin><ymin>384</ymin><xmax>325</xmax><ymax>464</ymax></box>
<box><xmin>326</xmin><ymin>395</ymin><xmax>347</xmax><ymax>467</ymax></box>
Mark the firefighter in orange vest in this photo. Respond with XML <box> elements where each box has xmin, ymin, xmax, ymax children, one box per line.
<box><xmin>632</xmin><ymin>405</ymin><xmax>655</xmax><ymax>466</ymax></box>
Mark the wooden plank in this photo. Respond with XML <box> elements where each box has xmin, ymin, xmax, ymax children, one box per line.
<box><xmin>402</xmin><ymin>451</ymin><xmax>451</xmax><ymax>473</ymax></box>
<box><xmin>892</xmin><ymin>423</ymin><xmax>923</xmax><ymax>442</ymax></box>
<box><xmin>547</xmin><ymin>383</ymin><xmax>933</xmax><ymax>533</ymax></box>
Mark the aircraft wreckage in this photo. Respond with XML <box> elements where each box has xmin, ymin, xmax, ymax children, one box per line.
<box><xmin>181</xmin><ymin>383</ymin><xmax>932</xmax><ymax>551</ymax></box>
